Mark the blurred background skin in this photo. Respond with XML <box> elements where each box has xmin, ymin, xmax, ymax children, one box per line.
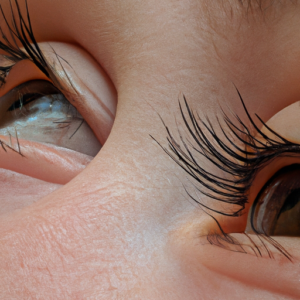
<box><xmin>0</xmin><ymin>0</ymin><xmax>299</xmax><ymax>299</ymax></box>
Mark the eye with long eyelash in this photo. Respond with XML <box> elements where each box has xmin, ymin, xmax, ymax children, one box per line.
<box><xmin>153</xmin><ymin>91</ymin><xmax>300</xmax><ymax>261</ymax></box>
<box><xmin>0</xmin><ymin>0</ymin><xmax>50</xmax><ymax>86</ymax></box>
<box><xmin>0</xmin><ymin>0</ymin><xmax>85</xmax><ymax>152</ymax></box>
<box><xmin>0</xmin><ymin>0</ymin><xmax>77</xmax><ymax>94</ymax></box>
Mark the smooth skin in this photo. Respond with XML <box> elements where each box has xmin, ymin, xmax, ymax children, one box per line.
<box><xmin>0</xmin><ymin>0</ymin><xmax>300</xmax><ymax>299</ymax></box>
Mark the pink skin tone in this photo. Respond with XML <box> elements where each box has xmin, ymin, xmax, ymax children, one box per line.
<box><xmin>0</xmin><ymin>0</ymin><xmax>300</xmax><ymax>299</ymax></box>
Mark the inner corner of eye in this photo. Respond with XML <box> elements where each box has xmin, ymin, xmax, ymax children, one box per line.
<box><xmin>0</xmin><ymin>79</ymin><xmax>102</xmax><ymax>158</ymax></box>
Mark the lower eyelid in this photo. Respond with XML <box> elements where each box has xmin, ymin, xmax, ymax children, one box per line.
<box><xmin>170</xmin><ymin>221</ymin><xmax>300</xmax><ymax>298</ymax></box>
<box><xmin>0</xmin><ymin>135</ymin><xmax>92</xmax><ymax>184</ymax></box>
<box><xmin>196</xmin><ymin>236</ymin><xmax>300</xmax><ymax>298</ymax></box>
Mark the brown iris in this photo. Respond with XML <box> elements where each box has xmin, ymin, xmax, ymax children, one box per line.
<box><xmin>250</xmin><ymin>164</ymin><xmax>300</xmax><ymax>236</ymax></box>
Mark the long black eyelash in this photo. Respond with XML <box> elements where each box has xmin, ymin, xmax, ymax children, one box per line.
<box><xmin>0</xmin><ymin>0</ymin><xmax>50</xmax><ymax>86</ymax></box>
<box><xmin>0</xmin><ymin>0</ymin><xmax>84</xmax><ymax>141</ymax></box>
<box><xmin>0</xmin><ymin>0</ymin><xmax>79</xmax><ymax>96</ymax></box>
<box><xmin>155</xmin><ymin>91</ymin><xmax>298</xmax><ymax>261</ymax></box>
<box><xmin>0</xmin><ymin>0</ymin><xmax>81</xmax><ymax>98</ymax></box>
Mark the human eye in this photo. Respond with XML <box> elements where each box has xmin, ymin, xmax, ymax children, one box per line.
<box><xmin>248</xmin><ymin>163</ymin><xmax>300</xmax><ymax>237</ymax></box>
<box><xmin>241</xmin><ymin>100</ymin><xmax>300</xmax><ymax>240</ymax></box>
<box><xmin>156</xmin><ymin>90</ymin><xmax>300</xmax><ymax>296</ymax></box>
<box><xmin>0</xmin><ymin>79</ymin><xmax>101</xmax><ymax>157</ymax></box>
<box><xmin>0</xmin><ymin>1</ymin><xmax>116</xmax><ymax>209</ymax></box>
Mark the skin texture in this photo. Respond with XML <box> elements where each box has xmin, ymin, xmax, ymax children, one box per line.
<box><xmin>0</xmin><ymin>0</ymin><xmax>300</xmax><ymax>299</ymax></box>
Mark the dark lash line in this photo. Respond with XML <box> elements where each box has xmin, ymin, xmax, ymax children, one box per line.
<box><xmin>153</xmin><ymin>92</ymin><xmax>297</xmax><ymax>260</ymax></box>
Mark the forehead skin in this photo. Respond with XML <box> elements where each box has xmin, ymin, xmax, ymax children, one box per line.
<box><xmin>0</xmin><ymin>0</ymin><xmax>300</xmax><ymax>299</ymax></box>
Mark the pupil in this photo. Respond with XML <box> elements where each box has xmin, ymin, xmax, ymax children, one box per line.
<box><xmin>278</xmin><ymin>189</ymin><xmax>300</xmax><ymax>216</ymax></box>
<box><xmin>7</xmin><ymin>93</ymin><xmax>42</xmax><ymax>111</ymax></box>
<box><xmin>250</xmin><ymin>164</ymin><xmax>300</xmax><ymax>236</ymax></box>
<box><xmin>273</xmin><ymin>188</ymin><xmax>300</xmax><ymax>236</ymax></box>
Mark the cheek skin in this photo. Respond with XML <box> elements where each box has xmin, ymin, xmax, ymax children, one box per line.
<box><xmin>0</xmin><ymin>149</ymin><xmax>187</xmax><ymax>298</ymax></box>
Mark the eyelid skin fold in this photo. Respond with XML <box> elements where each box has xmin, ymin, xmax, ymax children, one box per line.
<box><xmin>37</xmin><ymin>42</ymin><xmax>118</xmax><ymax>146</ymax></box>
<box><xmin>263</xmin><ymin>101</ymin><xmax>300</xmax><ymax>144</ymax></box>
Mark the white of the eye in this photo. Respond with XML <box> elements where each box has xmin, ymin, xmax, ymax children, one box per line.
<box><xmin>0</xmin><ymin>94</ymin><xmax>102</xmax><ymax>157</ymax></box>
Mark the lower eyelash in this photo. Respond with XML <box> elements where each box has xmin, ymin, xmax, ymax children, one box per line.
<box><xmin>0</xmin><ymin>129</ymin><xmax>23</xmax><ymax>157</ymax></box>
<box><xmin>204</xmin><ymin>213</ymin><xmax>292</xmax><ymax>261</ymax></box>
<box><xmin>153</xmin><ymin>90</ymin><xmax>300</xmax><ymax>261</ymax></box>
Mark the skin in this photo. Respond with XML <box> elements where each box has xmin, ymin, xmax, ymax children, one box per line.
<box><xmin>0</xmin><ymin>0</ymin><xmax>300</xmax><ymax>299</ymax></box>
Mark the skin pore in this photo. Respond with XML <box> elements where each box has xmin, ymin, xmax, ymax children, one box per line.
<box><xmin>0</xmin><ymin>0</ymin><xmax>300</xmax><ymax>299</ymax></box>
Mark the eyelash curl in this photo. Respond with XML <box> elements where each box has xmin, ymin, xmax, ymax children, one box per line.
<box><xmin>0</xmin><ymin>0</ymin><xmax>50</xmax><ymax>85</ymax></box>
<box><xmin>154</xmin><ymin>91</ymin><xmax>300</xmax><ymax>261</ymax></box>
<box><xmin>0</xmin><ymin>0</ymin><xmax>78</xmax><ymax>93</ymax></box>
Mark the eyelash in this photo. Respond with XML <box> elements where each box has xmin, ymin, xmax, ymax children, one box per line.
<box><xmin>155</xmin><ymin>91</ymin><xmax>300</xmax><ymax>261</ymax></box>
<box><xmin>0</xmin><ymin>0</ymin><xmax>83</xmax><ymax>150</ymax></box>
<box><xmin>0</xmin><ymin>0</ymin><xmax>77</xmax><ymax>98</ymax></box>
<box><xmin>0</xmin><ymin>0</ymin><xmax>51</xmax><ymax>85</ymax></box>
